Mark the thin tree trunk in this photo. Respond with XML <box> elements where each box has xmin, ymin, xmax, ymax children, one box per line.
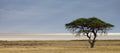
<box><xmin>90</xmin><ymin>39</ymin><xmax>95</xmax><ymax>48</ymax></box>
<box><xmin>87</xmin><ymin>32</ymin><xmax>97</xmax><ymax>48</ymax></box>
<box><xmin>86</xmin><ymin>33</ymin><xmax>92</xmax><ymax>48</ymax></box>
<box><xmin>90</xmin><ymin>32</ymin><xmax>97</xmax><ymax>48</ymax></box>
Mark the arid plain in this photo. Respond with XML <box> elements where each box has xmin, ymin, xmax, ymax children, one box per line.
<box><xmin>0</xmin><ymin>40</ymin><xmax>120</xmax><ymax>53</ymax></box>
<box><xmin>0</xmin><ymin>33</ymin><xmax>120</xmax><ymax>53</ymax></box>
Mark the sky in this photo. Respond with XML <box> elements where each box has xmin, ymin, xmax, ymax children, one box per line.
<box><xmin>0</xmin><ymin>0</ymin><xmax>120</xmax><ymax>33</ymax></box>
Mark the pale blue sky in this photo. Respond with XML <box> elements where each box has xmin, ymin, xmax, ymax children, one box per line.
<box><xmin>0</xmin><ymin>0</ymin><xmax>120</xmax><ymax>33</ymax></box>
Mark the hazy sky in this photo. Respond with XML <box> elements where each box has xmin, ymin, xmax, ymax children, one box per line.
<box><xmin>0</xmin><ymin>0</ymin><xmax>120</xmax><ymax>33</ymax></box>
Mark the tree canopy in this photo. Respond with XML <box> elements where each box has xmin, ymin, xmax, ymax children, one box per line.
<box><xmin>65</xmin><ymin>17</ymin><xmax>114</xmax><ymax>34</ymax></box>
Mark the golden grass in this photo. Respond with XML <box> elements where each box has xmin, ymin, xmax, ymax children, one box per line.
<box><xmin>0</xmin><ymin>40</ymin><xmax>120</xmax><ymax>53</ymax></box>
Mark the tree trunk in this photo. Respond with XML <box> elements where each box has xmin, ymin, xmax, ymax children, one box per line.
<box><xmin>90</xmin><ymin>43</ymin><xmax>94</xmax><ymax>48</ymax></box>
<box><xmin>91</xmin><ymin>32</ymin><xmax>97</xmax><ymax>48</ymax></box>
<box><xmin>90</xmin><ymin>40</ymin><xmax>95</xmax><ymax>48</ymax></box>
<box><xmin>87</xmin><ymin>32</ymin><xmax>97</xmax><ymax>48</ymax></box>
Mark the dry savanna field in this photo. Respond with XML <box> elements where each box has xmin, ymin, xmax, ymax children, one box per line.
<box><xmin>0</xmin><ymin>40</ymin><xmax>120</xmax><ymax>53</ymax></box>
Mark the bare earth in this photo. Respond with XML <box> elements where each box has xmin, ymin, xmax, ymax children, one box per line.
<box><xmin>0</xmin><ymin>40</ymin><xmax>120</xmax><ymax>53</ymax></box>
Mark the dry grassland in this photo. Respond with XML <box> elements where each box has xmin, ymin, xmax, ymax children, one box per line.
<box><xmin>0</xmin><ymin>40</ymin><xmax>120</xmax><ymax>53</ymax></box>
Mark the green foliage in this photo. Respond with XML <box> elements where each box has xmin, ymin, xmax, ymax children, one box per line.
<box><xmin>65</xmin><ymin>17</ymin><xmax>114</xmax><ymax>33</ymax></box>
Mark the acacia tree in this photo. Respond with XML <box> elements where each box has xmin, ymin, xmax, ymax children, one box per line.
<box><xmin>65</xmin><ymin>17</ymin><xmax>114</xmax><ymax>48</ymax></box>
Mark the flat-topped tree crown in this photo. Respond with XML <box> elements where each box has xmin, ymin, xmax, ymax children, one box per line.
<box><xmin>65</xmin><ymin>17</ymin><xmax>114</xmax><ymax>33</ymax></box>
<box><xmin>65</xmin><ymin>17</ymin><xmax>114</xmax><ymax>48</ymax></box>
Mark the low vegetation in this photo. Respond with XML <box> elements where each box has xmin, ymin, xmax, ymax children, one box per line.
<box><xmin>0</xmin><ymin>40</ymin><xmax>120</xmax><ymax>53</ymax></box>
